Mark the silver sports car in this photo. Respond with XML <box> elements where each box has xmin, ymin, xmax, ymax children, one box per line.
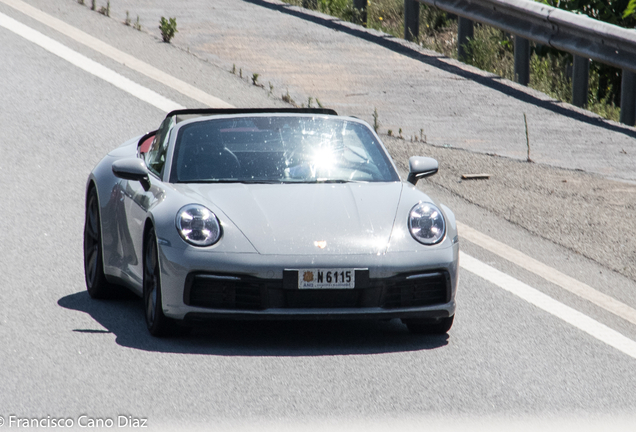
<box><xmin>84</xmin><ymin>108</ymin><xmax>459</xmax><ymax>336</ymax></box>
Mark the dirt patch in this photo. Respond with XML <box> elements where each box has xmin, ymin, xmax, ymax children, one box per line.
<box><xmin>383</xmin><ymin>135</ymin><xmax>636</xmax><ymax>282</ymax></box>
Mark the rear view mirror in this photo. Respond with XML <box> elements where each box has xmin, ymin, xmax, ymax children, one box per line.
<box><xmin>407</xmin><ymin>156</ymin><xmax>439</xmax><ymax>185</ymax></box>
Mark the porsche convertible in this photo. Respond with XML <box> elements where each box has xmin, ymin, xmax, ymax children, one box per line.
<box><xmin>84</xmin><ymin>108</ymin><xmax>459</xmax><ymax>336</ymax></box>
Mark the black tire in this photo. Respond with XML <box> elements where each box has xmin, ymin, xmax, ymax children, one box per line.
<box><xmin>403</xmin><ymin>316</ymin><xmax>454</xmax><ymax>335</ymax></box>
<box><xmin>143</xmin><ymin>227</ymin><xmax>176</xmax><ymax>337</ymax></box>
<box><xmin>84</xmin><ymin>187</ymin><xmax>113</xmax><ymax>299</ymax></box>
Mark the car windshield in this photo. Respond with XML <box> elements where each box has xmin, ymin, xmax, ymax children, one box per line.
<box><xmin>169</xmin><ymin>116</ymin><xmax>400</xmax><ymax>183</ymax></box>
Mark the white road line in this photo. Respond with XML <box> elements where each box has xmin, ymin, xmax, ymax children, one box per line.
<box><xmin>458</xmin><ymin>221</ymin><xmax>636</xmax><ymax>327</ymax></box>
<box><xmin>0</xmin><ymin>11</ymin><xmax>184</xmax><ymax>113</ymax></box>
<box><xmin>460</xmin><ymin>252</ymin><xmax>636</xmax><ymax>360</ymax></box>
<box><xmin>0</xmin><ymin>0</ymin><xmax>234</xmax><ymax>109</ymax></box>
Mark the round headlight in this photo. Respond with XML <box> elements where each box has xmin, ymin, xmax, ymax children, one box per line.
<box><xmin>176</xmin><ymin>204</ymin><xmax>221</xmax><ymax>246</ymax></box>
<box><xmin>408</xmin><ymin>202</ymin><xmax>446</xmax><ymax>245</ymax></box>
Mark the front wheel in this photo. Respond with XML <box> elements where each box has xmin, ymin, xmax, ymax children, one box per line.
<box><xmin>403</xmin><ymin>316</ymin><xmax>454</xmax><ymax>335</ymax></box>
<box><xmin>143</xmin><ymin>228</ymin><xmax>176</xmax><ymax>337</ymax></box>
<box><xmin>84</xmin><ymin>188</ymin><xmax>113</xmax><ymax>298</ymax></box>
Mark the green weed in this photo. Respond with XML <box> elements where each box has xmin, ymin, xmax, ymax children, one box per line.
<box><xmin>283</xmin><ymin>89</ymin><xmax>297</xmax><ymax>106</ymax></box>
<box><xmin>529</xmin><ymin>51</ymin><xmax>572</xmax><ymax>102</ymax></box>
<box><xmin>159</xmin><ymin>17</ymin><xmax>178</xmax><ymax>43</ymax></box>
<box><xmin>372</xmin><ymin>107</ymin><xmax>379</xmax><ymax>132</ymax></box>
<box><xmin>464</xmin><ymin>26</ymin><xmax>514</xmax><ymax>80</ymax></box>
<box><xmin>587</xmin><ymin>67</ymin><xmax>621</xmax><ymax>121</ymax></box>
<box><xmin>98</xmin><ymin>1</ymin><xmax>110</xmax><ymax>17</ymax></box>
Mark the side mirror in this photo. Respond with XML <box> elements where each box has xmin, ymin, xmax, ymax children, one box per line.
<box><xmin>407</xmin><ymin>156</ymin><xmax>439</xmax><ymax>185</ymax></box>
<box><xmin>112</xmin><ymin>158</ymin><xmax>151</xmax><ymax>191</ymax></box>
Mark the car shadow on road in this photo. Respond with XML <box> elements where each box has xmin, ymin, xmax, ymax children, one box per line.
<box><xmin>243</xmin><ymin>0</ymin><xmax>636</xmax><ymax>140</ymax></box>
<box><xmin>58</xmin><ymin>291</ymin><xmax>449</xmax><ymax>356</ymax></box>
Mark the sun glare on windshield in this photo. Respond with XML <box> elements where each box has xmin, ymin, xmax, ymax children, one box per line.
<box><xmin>170</xmin><ymin>116</ymin><xmax>399</xmax><ymax>184</ymax></box>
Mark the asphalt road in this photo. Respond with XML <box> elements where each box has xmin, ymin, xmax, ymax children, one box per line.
<box><xmin>1</xmin><ymin>1</ymin><xmax>636</xmax><ymax>431</ymax></box>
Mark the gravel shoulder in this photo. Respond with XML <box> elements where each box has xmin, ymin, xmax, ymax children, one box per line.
<box><xmin>384</xmin><ymin>135</ymin><xmax>636</xmax><ymax>282</ymax></box>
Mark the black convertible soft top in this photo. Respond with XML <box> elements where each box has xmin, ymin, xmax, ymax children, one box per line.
<box><xmin>138</xmin><ymin>108</ymin><xmax>340</xmax><ymax>151</ymax></box>
<box><xmin>166</xmin><ymin>107</ymin><xmax>338</xmax><ymax>123</ymax></box>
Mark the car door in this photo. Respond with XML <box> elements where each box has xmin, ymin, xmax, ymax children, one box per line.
<box><xmin>119</xmin><ymin>117</ymin><xmax>173</xmax><ymax>286</ymax></box>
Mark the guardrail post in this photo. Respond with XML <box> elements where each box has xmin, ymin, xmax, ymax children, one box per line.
<box><xmin>457</xmin><ymin>17</ymin><xmax>474</xmax><ymax>61</ymax></box>
<box><xmin>404</xmin><ymin>0</ymin><xmax>420</xmax><ymax>42</ymax></box>
<box><xmin>620</xmin><ymin>70</ymin><xmax>636</xmax><ymax>126</ymax></box>
<box><xmin>514</xmin><ymin>36</ymin><xmax>529</xmax><ymax>86</ymax></box>
<box><xmin>353</xmin><ymin>0</ymin><xmax>368</xmax><ymax>27</ymax></box>
<box><xmin>302</xmin><ymin>0</ymin><xmax>317</xmax><ymax>9</ymax></box>
<box><xmin>571</xmin><ymin>56</ymin><xmax>589</xmax><ymax>107</ymax></box>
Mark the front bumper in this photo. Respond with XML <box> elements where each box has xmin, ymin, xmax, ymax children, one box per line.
<box><xmin>158</xmin><ymin>242</ymin><xmax>459</xmax><ymax>321</ymax></box>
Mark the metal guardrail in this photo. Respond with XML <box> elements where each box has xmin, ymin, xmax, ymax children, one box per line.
<box><xmin>399</xmin><ymin>0</ymin><xmax>636</xmax><ymax>125</ymax></box>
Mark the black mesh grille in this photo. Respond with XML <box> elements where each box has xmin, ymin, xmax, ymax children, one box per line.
<box><xmin>382</xmin><ymin>272</ymin><xmax>449</xmax><ymax>308</ymax></box>
<box><xmin>187</xmin><ymin>275</ymin><xmax>269</xmax><ymax>310</ymax></box>
<box><xmin>185</xmin><ymin>270</ymin><xmax>450</xmax><ymax>311</ymax></box>
<box><xmin>284</xmin><ymin>289</ymin><xmax>361</xmax><ymax>308</ymax></box>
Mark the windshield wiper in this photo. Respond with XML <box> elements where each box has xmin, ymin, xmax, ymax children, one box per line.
<box><xmin>238</xmin><ymin>180</ymin><xmax>285</xmax><ymax>184</ymax></box>
<box><xmin>186</xmin><ymin>179</ymin><xmax>238</xmax><ymax>183</ymax></box>
<box><xmin>188</xmin><ymin>179</ymin><xmax>284</xmax><ymax>184</ymax></box>
<box><xmin>190</xmin><ymin>179</ymin><xmax>364</xmax><ymax>184</ymax></box>
<box><xmin>299</xmin><ymin>179</ymin><xmax>365</xmax><ymax>184</ymax></box>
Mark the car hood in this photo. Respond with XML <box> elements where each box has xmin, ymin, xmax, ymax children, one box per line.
<box><xmin>176</xmin><ymin>182</ymin><xmax>404</xmax><ymax>255</ymax></box>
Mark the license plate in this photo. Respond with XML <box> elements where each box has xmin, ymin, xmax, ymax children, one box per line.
<box><xmin>298</xmin><ymin>269</ymin><xmax>355</xmax><ymax>289</ymax></box>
